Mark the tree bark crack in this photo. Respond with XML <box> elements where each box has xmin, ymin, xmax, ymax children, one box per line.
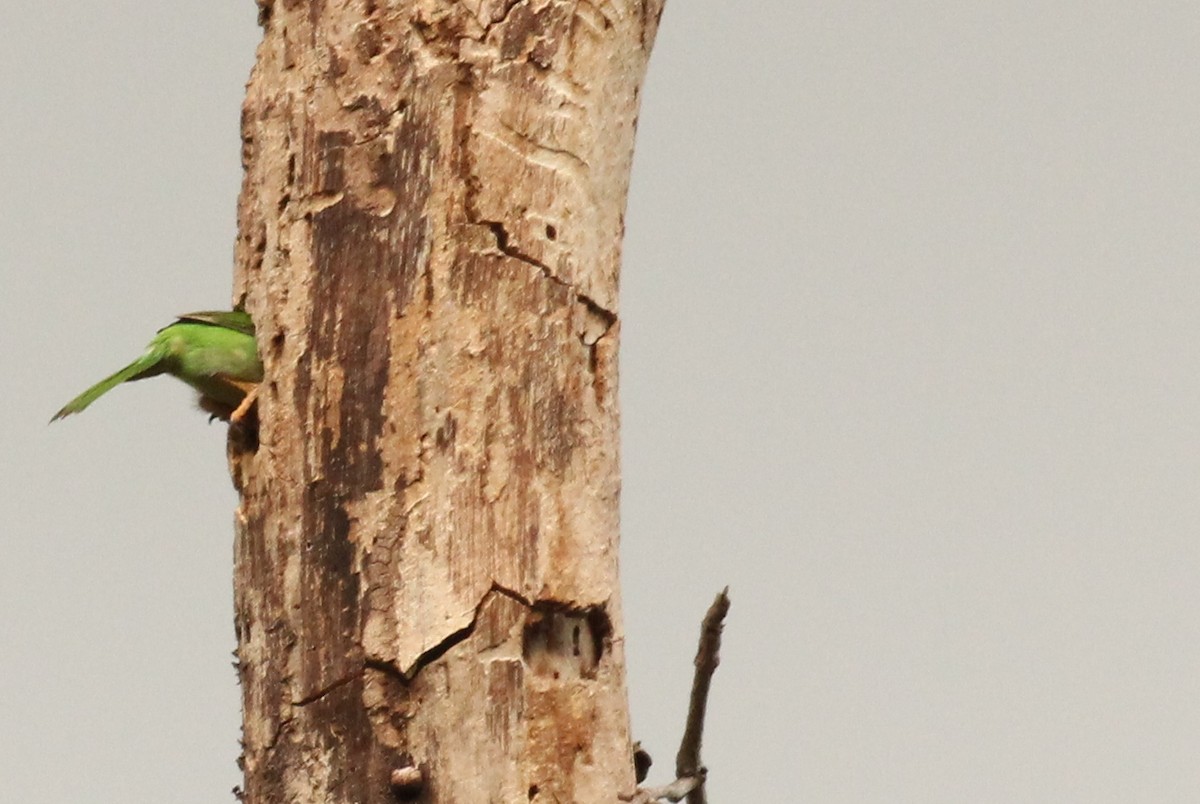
<box><xmin>480</xmin><ymin>219</ymin><xmax>617</xmax><ymax>330</ymax></box>
<box><xmin>294</xmin><ymin>672</ymin><xmax>360</xmax><ymax>707</ymax></box>
<box><xmin>399</xmin><ymin>580</ymin><xmax>534</xmax><ymax>679</ymax></box>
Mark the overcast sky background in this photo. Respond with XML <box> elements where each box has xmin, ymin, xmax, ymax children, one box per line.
<box><xmin>4</xmin><ymin>2</ymin><xmax>1199</xmax><ymax>802</ymax></box>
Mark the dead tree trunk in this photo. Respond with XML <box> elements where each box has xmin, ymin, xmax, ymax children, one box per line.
<box><xmin>229</xmin><ymin>2</ymin><xmax>664</xmax><ymax>801</ymax></box>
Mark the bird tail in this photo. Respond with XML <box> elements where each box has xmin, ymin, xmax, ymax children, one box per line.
<box><xmin>50</xmin><ymin>345</ymin><xmax>169</xmax><ymax>421</ymax></box>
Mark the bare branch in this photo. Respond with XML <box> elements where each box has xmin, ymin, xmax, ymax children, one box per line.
<box><xmin>620</xmin><ymin>774</ymin><xmax>702</xmax><ymax>803</ymax></box>
<box><xmin>626</xmin><ymin>588</ymin><xmax>731</xmax><ymax>804</ymax></box>
<box><xmin>676</xmin><ymin>587</ymin><xmax>731</xmax><ymax>804</ymax></box>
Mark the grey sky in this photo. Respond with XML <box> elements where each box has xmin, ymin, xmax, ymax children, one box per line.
<box><xmin>3</xmin><ymin>2</ymin><xmax>1198</xmax><ymax>802</ymax></box>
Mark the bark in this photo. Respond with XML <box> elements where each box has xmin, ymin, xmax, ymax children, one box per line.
<box><xmin>229</xmin><ymin>1</ymin><xmax>663</xmax><ymax>802</ymax></box>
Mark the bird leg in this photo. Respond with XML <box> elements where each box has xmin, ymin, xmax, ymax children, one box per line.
<box><xmin>229</xmin><ymin>385</ymin><xmax>260</xmax><ymax>425</ymax></box>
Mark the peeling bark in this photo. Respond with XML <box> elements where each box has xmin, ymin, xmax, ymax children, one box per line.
<box><xmin>229</xmin><ymin>1</ymin><xmax>663</xmax><ymax>801</ymax></box>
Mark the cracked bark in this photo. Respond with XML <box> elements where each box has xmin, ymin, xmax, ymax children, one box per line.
<box><xmin>229</xmin><ymin>1</ymin><xmax>664</xmax><ymax>802</ymax></box>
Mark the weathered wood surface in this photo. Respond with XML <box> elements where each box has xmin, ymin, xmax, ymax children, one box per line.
<box><xmin>230</xmin><ymin>2</ymin><xmax>663</xmax><ymax>801</ymax></box>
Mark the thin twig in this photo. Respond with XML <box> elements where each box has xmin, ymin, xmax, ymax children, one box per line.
<box><xmin>676</xmin><ymin>587</ymin><xmax>731</xmax><ymax>804</ymax></box>
<box><xmin>623</xmin><ymin>588</ymin><xmax>730</xmax><ymax>804</ymax></box>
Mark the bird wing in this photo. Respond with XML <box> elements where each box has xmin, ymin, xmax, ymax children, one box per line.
<box><xmin>172</xmin><ymin>310</ymin><xmax>256</xmax><ymax>336</ymax></box>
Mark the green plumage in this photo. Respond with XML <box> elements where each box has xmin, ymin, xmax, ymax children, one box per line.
<box><xmin>52</xmin><ymin>311</ymin><xmax>262</xmax><ymax>422</ymax></box>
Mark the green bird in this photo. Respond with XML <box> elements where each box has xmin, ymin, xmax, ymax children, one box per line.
<box><xmin>51</xmin><ymin>310</ymin><xmax>262</xmax><ymax>423</ymax></box>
